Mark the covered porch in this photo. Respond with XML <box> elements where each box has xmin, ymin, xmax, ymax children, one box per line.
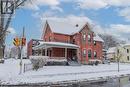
<box><xmin>33</xmin><ymin>42</ymin><xmax>79</xmax><ymax>61</ymax></box>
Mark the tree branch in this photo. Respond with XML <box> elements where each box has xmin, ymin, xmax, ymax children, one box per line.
<box><xmin>0</xmin><ymin>0</ymin><xmax>28</xmax><ymax>37</ymax></box>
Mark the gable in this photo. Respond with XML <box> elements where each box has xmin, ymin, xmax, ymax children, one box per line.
<box><xmin>46</xmin><ymin>19</ymin><xmax>87</xmax><ymax>35</ymax></box>
<box><xmin>42</xmin><ymin>21</ymin><xmax>53</xmax><ymax>40</ymax></box>
<box><xmin>42</xmin><ymin>20</ymin><xmax>104</xmax><ymax>42</ymax></box>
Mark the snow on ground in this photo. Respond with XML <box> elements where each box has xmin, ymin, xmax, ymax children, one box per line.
<box><xmin>1</xmin><ymin>59</ymin><xmax>130</xmax><ymax>84</ymax></box>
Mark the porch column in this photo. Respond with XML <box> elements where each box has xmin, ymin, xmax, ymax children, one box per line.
<box><xmin>38</xmin><ymin>49</ymin><xmax>40</xmax><ymax>56</ymax></box>
<box><xmin>65</xmin><ymin>48</ymin><xmax>67</xmax><ymax>58</ymax></box>
<box><xmin>45</xmin><ymin>48</ymin><xmax>47</xmax><ymax>56</ymax></box>
<box><xmin>41</xmin><ymin>49</ymin><xmax>43</xmax><ymax>56</ymax></box>
<box><xmin>45</xmin><ymin>45</ymin><xmax>48</xmax><ymax>56</ymax></box>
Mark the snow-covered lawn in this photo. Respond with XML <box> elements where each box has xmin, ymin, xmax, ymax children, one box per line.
<box><xmin>1</xmin><ymin>59</ymin><xmax>130</xmax><ymax>84</ymax></box>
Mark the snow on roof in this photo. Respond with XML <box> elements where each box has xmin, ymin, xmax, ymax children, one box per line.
<box><xmin>44</xmin><ymin>19</ymin><xmax>103</xmax><ymax>42</ymax></box>
<box><xmin>47</xmin><ymin>19</ymin><xmax>87</xmax><ymax>35</ymax></box>
<box><xmin>33</xmin><ymin>41</ymin><xmax>79</xmax><ymax>50</ymax></box>
<box><xmin>107</xmin><ymin>47</ymin><xmax>116</xmax><ymax>54</ymax></box>
<box><xmin>94</xmin><ymin>34</ymin><xmax>104</xmax><ymax>42</ymax></box>
<box><xmin>123</xmin><ymin>43</ymin><xmax>130</xmax><ymax>47</ymax></box>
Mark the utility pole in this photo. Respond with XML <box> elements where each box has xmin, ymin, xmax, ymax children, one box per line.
<box><xmin>19</xmin><ymin>27</ymin><xmax>25</xmax><ymax>74</ymax></box>
<box><xmin>117</xmin><ymin>48</ymin><xmax>120</xmax><ymax>72</ymax></box>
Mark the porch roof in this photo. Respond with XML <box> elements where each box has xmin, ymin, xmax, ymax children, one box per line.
<box><xmin>33</xmin><ymin>42</ymin><xmax>79</xmax><ymax>50</ymax></box>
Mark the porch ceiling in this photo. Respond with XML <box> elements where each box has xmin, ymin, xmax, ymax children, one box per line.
<box><xmin>33</xmin><ymin>42</ymin><xmax>79</xmax><ymax>50</ymax></box>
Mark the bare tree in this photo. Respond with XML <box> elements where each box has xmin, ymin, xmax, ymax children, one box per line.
<box><xmin>98</xmin><ymin>34</ymin><xmax>125</xmax><ymax>50</ymax></box>
<box><xmin>0</xmin><ymin>0</ymin><xmax>28</xmax><ymax>59</ymax></box>
<box><xmin>115</xmin><ymin>47</ymin><xmax>123</xmax><ymax>72</ymax></box>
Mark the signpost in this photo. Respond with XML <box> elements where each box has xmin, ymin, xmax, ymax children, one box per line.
<box><xmin>13</xmin><ymin>27</ymin><xmax>26</xmax><ymax>74</ymax></box>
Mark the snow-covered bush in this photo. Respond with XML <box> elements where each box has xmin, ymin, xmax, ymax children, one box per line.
<box><xmin>30</xmin><ymin>56</ymin><xmax>49</xmax><ymax>70</ymax></box>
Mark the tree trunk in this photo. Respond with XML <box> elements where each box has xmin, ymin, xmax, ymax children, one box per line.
<box><xmin>0</xmin><ymin>48</ymin><xmax>4</xmax><ymax>59</ymax></box>
<box><xmin>0</xmin><ymin>39</ymin><xmax>5</xmax><ymax>59</ymax></box>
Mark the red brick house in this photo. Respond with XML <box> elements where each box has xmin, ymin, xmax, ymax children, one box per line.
<box><xmin>27</xmin><ymin>20</ymin><xmax>104</xmax><ymax>64</ymax></box>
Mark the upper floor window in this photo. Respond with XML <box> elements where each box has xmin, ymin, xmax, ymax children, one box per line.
<box><xmin>94</xmin><ymin>41</ymin><xmax>96</xmax><ymax>45</ymax></box>
<box><xmin>127</xmin><ymin>49</ymin><xmax>129</xmax><ymax>53</ymax></box>
<box><xmin>49</xmin><ymin>36</ymin><xmax>51</xmax><ymax>41</ymax></box>
<box><xmin>88</xmin><ymin>50</ymin><xmax>91</xmax><ymax>58</ymax></box>
<box><xmin>83</xmin><ymin>49</ymin><xmax>86</xmax><ymax>56</ymax></box>
<box><xmin>88</xmin><ymin>34</ymin><xmax>91</xmax><ymax>42</ymax></box>
<box><xmin>73</xmin><ymin>39</ymin><xmax>75</xmax><ymax>44</ymax></box>
<box><xmin>83</xmin><ymin>33</ymin><xmax>86</xmax><ymax>41</ymax></box>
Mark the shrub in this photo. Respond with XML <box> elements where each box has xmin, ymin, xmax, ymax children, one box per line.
<box><xmin>95</xmin><ymin>61</ymin><xmax>99</xmax><ymax>66</ymax></box>
<box><xmin>30</xmin><ymin>56</ymin><xmax>49</xmax><ymax>70</ymax></box>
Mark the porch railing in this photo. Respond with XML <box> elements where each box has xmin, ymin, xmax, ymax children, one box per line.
<box><xmin>50</xmin><ymin>57</ymin><xmax>66</xmax><ymax>59</ymax></box>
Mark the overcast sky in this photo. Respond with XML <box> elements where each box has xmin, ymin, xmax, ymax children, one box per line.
<box><xmin>6</xmin><ymin>0</ymin><xmax>130</xmax><ymax>46</ymax></box>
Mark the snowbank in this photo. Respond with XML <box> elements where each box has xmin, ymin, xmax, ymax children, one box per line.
<box><xmin>1</xmin><ymin>59</ymin><xmax>130</xmax><ymax>85</ymax></box>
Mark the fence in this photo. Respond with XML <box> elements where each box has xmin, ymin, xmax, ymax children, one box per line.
<box><xmin>23</xmin><ymin>63</ymin><xmax>33</xmax><ymax>73</ymax></box>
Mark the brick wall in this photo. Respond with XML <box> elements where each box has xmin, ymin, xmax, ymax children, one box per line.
<box><xmin>27</xmin><ymin>40</ymin><xmax>33</xmax><ymax>57</ymax></box>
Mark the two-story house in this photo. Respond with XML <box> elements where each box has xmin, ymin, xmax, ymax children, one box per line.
<box><xmin>27</xmin><ymin>20</ymin><xmax>104</xmax><ymax>64</ymax></box>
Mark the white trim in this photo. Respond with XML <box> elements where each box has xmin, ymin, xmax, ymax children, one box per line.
<box><xmin>33</xmin><ymin>42</ymin><xmax>79</xmax><ymax>50</ymax></box>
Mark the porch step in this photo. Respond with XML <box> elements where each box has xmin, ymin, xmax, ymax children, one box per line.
<box><xmin>68</xmin><ymin>61</ymin><xmax>81</xmax><ymax>66</ymax></box>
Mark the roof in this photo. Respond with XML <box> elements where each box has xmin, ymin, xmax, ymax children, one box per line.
<box><xmin>123</xmin><ymin>43</ymin><xmax>130</xmax><ymax>47</ymax></box>
<box><xmin>47</xmin><ymin>19</ymin><xmax>87</xmax><ymax>35</ymax></box>
<box><xmin>107</xmin><ymin>47</ymin><xmax>116</xmax><ymax>54</ymax></box>
<box><xmin>94</xmin><ymin>34</ymin><xmax>104</xmax><ymax>42</ymax></box>
<box><xmin>33</xmin><ymin>41</ymin><xmax>79</xmax><ymax>50</ymax></box>
<box><xmin>43</xmin><ymin>19</ymin><xmax>104</xmax><ymax>42</ymax></box>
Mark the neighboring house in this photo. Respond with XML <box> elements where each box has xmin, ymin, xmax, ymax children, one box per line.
<box><xmin>107</xmin><ymin>44</ymin><xmax>130</xmax><ymax>63</ymax></box>
<box><xmin>107</xmin><ymin>47</ymin><xmax>116</xmax><ymax>62</ymax></box>
<box><xmin>9</xmin><ymin>46</ymin><xmax>27</xmax><ymax>59</ymax></box>
<box><xmin>10</xmin><ymin>46</ymin><xmax>19</xmax><ymax>59</ymax></box>
<box><xmin>27</xmin><ymin>20</ymin><xmax>104</xmax><ymax>64</ymax></box>
<box><xmin>27</xmin><ymin>39</ymin><xmax>43</xmax><ymax>57</ymax></box>
<box><xmin>117</xmin><ymin>44</ymin><xmax>130</xmax><ymax>63</ymax></box>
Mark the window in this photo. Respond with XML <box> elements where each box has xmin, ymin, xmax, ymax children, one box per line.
<box><xmin>83</xmin><ymin>49</ymin><xmax>86</xmax><ymax>56</ymax></box>
<box><xmin>127</xmin><ymin>49</ymin><xmax>129</xmax><ymax>53</ymax></box>
<box><xmin>83</xmin><ymin>33</ymin><xmax>86</xmax><ymax>40</ymax></box>
<box><xmin>127</xmin><ymin>56</ymin><xmax>130</xmax><ymax>61</ymax></box>
<box><xmin>72</xmin><ymin>39</ymin><xmax>75</xmax><ymax>44</ymax></box>
<box><xmin>49</xmin><ymin>36</ymin><xmax>51</xmax><ymax>41</ymax></box>
<box><xmin>94</xmin><ymin>51</ymin><xmax>97</xmax><ymax>58</ymax></box>
<box><xmin>117</xmin><ymin>49</ymin><xmax>119</xmax><ymax>54</ymax></box>
<box><xmin>88</xmin><ymin>34</ymin><xmax>91</xmax><ymax>42</ymax></box>
<box><xmin>94</xmin><ymin>41</ymin><xmax>96</xmax><ymax>45</ymax></box>
<box><xmin>88</xmin><ymin>50</ymin><xmax>91</xmax><ymax>58</ymax></box>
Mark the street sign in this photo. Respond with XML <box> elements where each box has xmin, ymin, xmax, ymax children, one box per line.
<box><xmin>13</xmin><ymin>37</ymin><xmax>20</xmax><ymax>46</ymax></box>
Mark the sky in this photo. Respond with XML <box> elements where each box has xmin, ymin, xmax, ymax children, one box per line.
<box><xmin>6</xmin><ymin>0</ymin><xmax>130</xmax><ymax>46</ymax></box>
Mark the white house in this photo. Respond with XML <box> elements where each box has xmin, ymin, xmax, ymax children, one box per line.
<box><xmin>107</xmin><ymin>47</ymin><xmax>116</xmax><ymax>62</ymax></box>
<box><xmin>107</xmin><ymin>43</ymin><xmax>130</xmax><ymax>63</ymax></box>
